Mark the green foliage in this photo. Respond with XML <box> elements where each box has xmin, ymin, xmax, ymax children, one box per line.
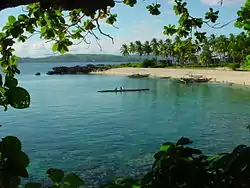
<box><xmin>114</xmin><ymin>62</ymin><xmax>142</xmax><ymax>68</ymax></box>
<box><xmin>102</xmin><ymin>137</ymin><xmax>250</xmax><ymax>188</ymax></box>
<box><xmin>142</xmin><ymin>59</ymin><xmax>157</xmax><ymax>68</ymax></box>
<box><xmin>121</xmin><ymin>31</ymin><xmax>250</xmax><ymax>67</ymax></box>
<box><xmin>227</xmin><ymin>63</ymin><xmax>240</xmax><ymax>70</ymax></box>
<box><xmin>6</xmin><ymin>87</ymin><xmax>30</xmax><ymax>109</ymax></box>
<box><xmin>244</xmin><ymin>55</ymin><xmax>250</xmax><ymax>68</ymax></box>
<box><xmin>124</xmin><ymin>0</ymin><xmax>137</xmax><ymax>7</ymax></box>
<box><xmin>163</xmin><ymin>0</ymin><xmax>220</xmax><ymax>42</ymax></box>
<box><xmin>146</xmin><ymin>3</ymin><xmax>161</xmax><ymax>15</ymax></box>
<box><xmin>235</xmin><ymin>0</ymin><xmax>250</xmax><ymax>34</ymax></box>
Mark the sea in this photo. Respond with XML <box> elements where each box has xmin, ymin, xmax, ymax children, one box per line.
<box><xmin>1</xmin><ymin>62</ymin><xmax>250</xmax><ymax>186</ymax></box>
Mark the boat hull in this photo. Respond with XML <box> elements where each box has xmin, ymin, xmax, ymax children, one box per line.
<box><xmin>98</xmin><ymin>89</ymin><xmax>150</xmax><ymax>92</ymax></box>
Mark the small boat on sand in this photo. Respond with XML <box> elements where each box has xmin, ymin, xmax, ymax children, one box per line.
<box><xmin>98</xmin><ymin>88</ymin><xmax>150</xmax><ymax>92</ymax></box>
<box><xmin>179</xmin><ymin>74</ymin><xmax>212</xmax><ymax>83</ymax></box>
<box><xmin>128</xmin><ymin>74</ymin><xmax>150</xmax><ymax>78</ymax></box>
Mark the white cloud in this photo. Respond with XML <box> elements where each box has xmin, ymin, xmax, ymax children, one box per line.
<box><xmin>167</xmin><ymin>0</ymin><xmax>175</xmax><ymax>5</ymax></box>
<box><xmin>14</xmin><ymin>41</ymin><xmax>53</xmax><ymax>58</ymax></box>
<box><xmin>12</xmin><ymin>20</ymin><xmax>168</xmax><ymax>57</ymax></box>
<box><xmin>201</xmin><ymin>0</ymin><xmax>244</xmax><ymax>6</ymax></box>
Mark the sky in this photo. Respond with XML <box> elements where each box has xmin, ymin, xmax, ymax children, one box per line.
<box><xmin>0</xmin><ymin>0</ymin><xmax>246</xmax><ymax>57</ymax></box>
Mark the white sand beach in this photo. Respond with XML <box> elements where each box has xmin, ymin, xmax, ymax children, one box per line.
<box><xmin>94</xmin><ymin>67</ymin><xmax>250</xmax><ymax>85</ymax></box>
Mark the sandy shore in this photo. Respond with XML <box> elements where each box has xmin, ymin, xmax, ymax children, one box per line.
<box><xmin>94</xmin><ymin>67</ymin><xmax>250</xmax><ymax>85</ymax></box>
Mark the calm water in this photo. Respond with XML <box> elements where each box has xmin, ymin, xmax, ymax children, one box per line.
<box><xmin>1</xmin><ymin>62</ymin><xmax>250</xmax><ymax>185</ymax></box>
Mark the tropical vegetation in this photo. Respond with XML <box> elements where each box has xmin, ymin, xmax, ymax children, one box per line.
<box><xmin>120</xmin><ymin>32</ymin><xmax>250</xmax><ymax>69</ymax></box>
<box><xmin>0</xmin><ymin>0</ymin><xmax>250</xmax><ymax>187</ymax></box>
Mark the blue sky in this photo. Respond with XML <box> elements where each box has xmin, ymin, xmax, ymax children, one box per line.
<box><xmin>0</xmin><ymin>0</ymin><xmax>245</xmax><ymax>57</ymax></box>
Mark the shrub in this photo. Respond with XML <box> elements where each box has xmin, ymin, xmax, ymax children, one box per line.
<box><xmin>142</xmin><ymin>59</ymin><xmax>157</xmax><ymax>68</ymax></box>
<box><xmin>227</xmin><ymin>62</ymin><xmax>240</xmax><ymax>70</ymax></box>
<box><xmin>103</xmin><ymin>137</ymin><xmax>250</xmax><ymax>188</ymax></box>
<box><xmin>244</xmin><ymin>55</ymin><xmax>250</xmax><ymax>69</ymax></box>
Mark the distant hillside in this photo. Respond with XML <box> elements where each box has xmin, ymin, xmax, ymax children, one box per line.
<box><xmin>18</xmin><ymin>54</ymin><xmax>143</xmax><ymax>63</ymax></box>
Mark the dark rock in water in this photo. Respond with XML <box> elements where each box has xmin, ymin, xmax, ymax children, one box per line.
<box><xmin>35</xmin><ymin>72</ymin><xmax>41</xmax><ymax>76</ymax></box>
<box><xmin>46</xmin><ymin>64</ymin><xmax>111</xmax><ymax>75</ymax></box>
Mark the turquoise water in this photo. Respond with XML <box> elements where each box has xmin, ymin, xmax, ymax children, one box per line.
<box><xmin>1</xmin><ymin>62</ymin><xmax>250</xmax><ymax>186</ymax></box>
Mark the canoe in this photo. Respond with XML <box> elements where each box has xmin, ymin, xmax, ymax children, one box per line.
<box><xmin>128</xmin><ymin>74</ymin><xmax>150</xmax><ymax>78</ymax></box>
<box><xmin>98</xmin><ymin>88</ymin><xmax>150</xmax><ymax>92</ymax></box>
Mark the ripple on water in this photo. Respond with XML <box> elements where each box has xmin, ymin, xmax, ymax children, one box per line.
<box><xmin>2</xmin><ymin>70</ymin><xmax>250</xmax><ymax>186</ymax></box>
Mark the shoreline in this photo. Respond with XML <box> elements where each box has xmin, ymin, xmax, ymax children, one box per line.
<box><xmin>93</xmin><ymin>67</ymin><xmax>250</xmax><ymax>86</ymax></box>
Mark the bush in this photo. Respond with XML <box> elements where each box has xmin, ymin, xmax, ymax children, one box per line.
<box><xmin>227</xmin><ymin>62</ymin><xmax>240</xmax><ymax>70</ymax></box>
<box><xmin>244</xmin><ymin>55</ymin><xmax>250</xmax><ymax>69</ymax></box>
<box><xmin>142</xmin><ymin>59</ymin><xmax>157</xmax><ymax>68</ymax></box>
<box><xmin>102</xmin><ymin>137</ymin><xmax>250</xmax><ymax>188</ymax></box>
<box><xmin>4</xmin><ymin>136</ymin><xmax>250</xmax><ymax>188</ymax></box>
<box><xmin>114</xmin><ymin>62</ymin><xmax>142</xmax><ymax>68</ymax></box>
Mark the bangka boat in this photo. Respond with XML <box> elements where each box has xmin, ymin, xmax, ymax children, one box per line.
<box><xmin>127</xmin><ymin>74</ymin><xmax>150</xmax><ymax>78</ymax></box>
<box><xmin>179</xmin><ymin>74</ymin><xmax>212</xmax><ymax>83</ymax></box>
<box><xmin>98</xmin><ymin>88</ymin><xmax>150</xmax><ymax>92</ymax></box>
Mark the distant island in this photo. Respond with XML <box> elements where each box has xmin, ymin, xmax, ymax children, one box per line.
<box><xmin>18</xmin><ymin>54</ymin><xmax>145</xmax><ymax>63</ymax></box>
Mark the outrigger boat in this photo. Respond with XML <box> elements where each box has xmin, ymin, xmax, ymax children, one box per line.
<box><xmin>127</xmin><ymin>74</ymin><xmax>150</xmax><ymax>78</ymax></box>
<box><xmin>179</xmin><ymin>73</ymin><xmax>212</xmax><ymax>83</ymax></box>
<box><xmin>98</xmin><ymin>88</ymin><xmax>150</xmax><ymax>92</ymax></box>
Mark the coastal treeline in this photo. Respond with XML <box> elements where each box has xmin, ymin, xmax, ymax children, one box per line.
<box><xmin>120</xmin><ymin>32</ymin><xmax>250</xmax><ymax>69</ymax></box>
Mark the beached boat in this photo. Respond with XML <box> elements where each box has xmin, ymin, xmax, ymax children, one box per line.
<box><xmin>127</xmin><ymin>74</ymin><xmax>150</xmax><ymax>78</ymax></box>
<box><xmin>180</xmin><ymin>77</ymin><xmax>212</xmax><ymax>83</ymax></box>
<box><xmin>159</xmin><ymin>76</ymin><xmax>171</xmax><ymax>79</ymax></box>
<box><xmin>179</xmin><ymin>74</ymin><xmax>212</xmax><ymax>83</ymax></box>
<box><xmin>98</xmin><ymin>88</ymin><xmax>150</xmax><ymax>92</ymax></box>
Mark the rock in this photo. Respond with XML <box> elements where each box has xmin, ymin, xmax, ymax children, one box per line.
<box><xmin>46</xmin><ymin>64</ymin><xmax>111</xmax><ymax>75</ymax></box>
<box><xmin>35</xmin><ymin>72</ymin><xmax>41</xmax><ymax>76</ymax></box>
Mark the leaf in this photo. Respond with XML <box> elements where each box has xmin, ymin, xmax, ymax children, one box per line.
<box><xmin>63</xmin><ymin>173</ymin><xmax>85</xmax><ymax>188</ymax></box>
<box><xmin>25</xmin><ymin>182</ymin><xmax>42</xmax><ymax>188</ymax></box>
<box><xmin>2</xmin><ymin>136</ymin><xmax>22</xmax><ymax>155</ymax></box>
<box><xmin>4</xmin><ymin>78</ymin><xmax>18</xmax><ymax>88</ymax></box>
<box><xmin>16</xmin><ymin>165</ymin><xmax>29</xmax><ymax>177</ymax></box>
<box><xmin>18</xmin><ymin>14</ymin><xmax>28</xmax><ymax>21</ymax></box>
<box><xmin>41</xmin><ymin>26</ymin><xmax>47</xmax><ymax>34</ymax></box>
<box><xmin>8</xmin><ymin>16</ymin><xmax>16</xmax><ymax>24</ymax></box>
<box><xmin>47</xmin><ymin>168</ymin><xmax>64</xmax><ymax>183</ymax></box>
<box><xmin>176</xmin><ymin>137</ymin><xmax>193</xmax><ymax>146</ymax></box>
<box><xmin>208</xmin><ymin>154</ymin><xmax>222</xmax><ymax>162</ymax></box>
<box><xmin>159</xmin><ymin>142</ymin><xmax>174</xmax><ymax>152</ymax></box>
<box><xmin>182</xmin><ymin>147</ymin><xmax>202</xmax><ymax>156</ymax></box>
<box><xmin>14</xmin><ymin>151</ymin><xmax>30</xmax><ymax>167</ymax></box>
<box><xmin>52</xmin><ymin>43</ymin><xmax>59</xmax><ymax>52</ymax></box>
<box><xmin>4</xmin><ymin>158</ymin><xmax>29</xmax><ymax>177</ymax></box>
<box><xmin>6</xmin><ymin>87</ymin><xmax>30</xmax><ymax>109</ymax></box>
<box><xmin>10</xmin><ymin>27</ymin><xmax>22</xmax><ymax>38</ymax></box>
<box><xmin>154</xmin><ymin>151</ymin><xmax>166</xmax><ymax>159</ymax></box>
<box><xmin>58</xmin><ymin>16</ymin><xmax>66</xmax><ymax>24</ymax></box>
<box><xmin>124</xmin><ymin>0</ymin><xmax>137</xmax><ymax>7</ymax></box>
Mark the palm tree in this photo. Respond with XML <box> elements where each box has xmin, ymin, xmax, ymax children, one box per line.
<box><xmin>158</xmin><ymin>39</ymin><xmax>164</xmax><ymax>60</ymax></box>
<box><xmin>143</xmin><ymin>41</ymin><xmax>152</xmax><ymax>57</ymax></box>
<box><xmin>134</xmin><ymin>40</ymin><xmax>144</xmax><ymax>58</ymax></box>
<box><xmin>120</xmin><ymin>44</ymin><xmax>129</xmax><ymax>57</ymax></box>
<box><xmin>129</xmin><ymin>42</ymin><xmax>136</xmax><ymax>55</ymax></box>
<box><xmin>150</xmin><ymin>38</ymin><xmax>160</xmax><ymax>60</ymax></box>
<box><xmin>160</xmin><ymin>39</ymin><xmax>172</xmax><ymax>61</ymax></box>
<box><xmin>128</xmin><ymin>42</ymin><xmax>136</xmax><ymax>61</ymax></box>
